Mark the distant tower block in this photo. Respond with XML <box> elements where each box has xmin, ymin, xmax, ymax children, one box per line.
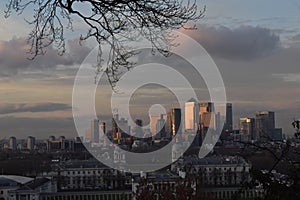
<box><xmin>255</xmin><ymin>111</ymin><xmax>275</xmax><ymax>141</ymax></box>
<box><xmin>135</xmin><ymin>119</ymin><xmax>143</xmax><ymax>137</ymax></box>
<box><xmin>155</xmin><ymin>114</ymin><xmax>166</xmax><ymax>139</ymax></box>
<box><xmin>185</xmin><ymin>98</ymin><xmax>199</xmax><ymax>131</ymax></box>
<box><xmin>224</xmin><ymin>103</ymin><xmax>233</xmax><ymax>132</ymax></box>
<box><xmin>239</xmin><ymin>118</ymin><xmax>255</xmax><ymax>142</ymax></box>
<box><xmin>100</xmin><ymin>122</ymin><xmax>106</xmax><ymax>136</ymax></box>
<box><xmin>9</xmin><ymin>136</ymin><xmax>17</xmax><ymax>151</ymax></box>
<box><xmin>167</xmin><ymin>108</ymin><xmax>181</xmax><ymax>138</ymax></box>
<box><xmin>91</xmin><ymin>119</ymin><xmax>100</xmax><ymax>143</ymax></box>
<box><xmin>99</xmin><ymin>121</ymin><xmax>106</xmax><ymax>145</ymax></box>
<box><xmin>199</xmin><ymin>102</ymin><xmax>216</xmax><ymax>129</ymax></box>
<box><xmin>26</xmin><ymin>136</ymin><xmax>36</xmax><ymax>150</ymax></box>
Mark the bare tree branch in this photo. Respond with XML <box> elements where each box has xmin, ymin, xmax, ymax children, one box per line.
<box><xmin>5</xmin><ymin>0</ymin><xmax>205</xmax><ymax>89</ymax></box>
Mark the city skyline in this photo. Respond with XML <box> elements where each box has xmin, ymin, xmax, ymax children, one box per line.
<box><xmin>1</xmin><ymin>101</ymin><xmax>285</xmax><ymax>143</ymax></box>
<box><xmin>0</xmin><ymin>0</ymin><xmax>299</xmax><ymax>138</ymax></box>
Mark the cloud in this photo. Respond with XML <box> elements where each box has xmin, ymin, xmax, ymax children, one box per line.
<box><xmin>292</xmin><ymin>34</ymin><xmax>300</xmax><ymax>40</ymax></box>
<box><xmin>67</xmin><ymin>39</ymin><xmax>92</xmax><ymax>64</ymax></box>
<box><xmin>273</xmin><ymin>73</ymin><xmax>300</xmax><ymax>82</ymax></box>
<box><xmin>0</xmin><ymin>102</ymin><xmax>71</xmax><ymax>114</ymax></box>
<box><xmin>0</xmin><ymin>37</ymin><xmax>91</xmax><ymax>77</ymax></box>
<box><xmin>181</xmin><ymin>24</ymin><xmax>281</xmax><ymax>60</ymax></box>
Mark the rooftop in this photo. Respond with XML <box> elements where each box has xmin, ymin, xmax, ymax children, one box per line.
<box><xmin>0</xmin><ymin>175</ymin><xmax>33</xmax><ymax>187</ymax></box>
<box><xmin>176</xmin><ymin>155</ymin><xmax>249</xmax><ymax>166</ymax></box>
<box><xmin>58</xmin><ymin>158</ymin><xmax>108</xmax><ymax>169</ymax></box>
<box><xmin>17</xmin><ymin>178</ymin><xmax>50</xmax><ymax>191</ymax></box>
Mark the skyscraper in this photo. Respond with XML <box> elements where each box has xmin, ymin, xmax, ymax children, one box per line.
<box><xmin>150</xmin><ymin>115</ymin><xmax>161</xmax><ymax>135</ymax></box>
<box><xmin>111</xmin><ymin>114</ymin><xmax>131</xmax><ymax>141</ymax></box>
<box><xmin>167</xmin><ymin>108</ymin><xmax>181</xmax><ymax>138</ymax></box>
<box><xmin>273</xmin><ymin>128</ymin><xmax>283</xmax><ymax>141</ymax></box>
<box><xmin>215</xmin><ymin>112</ymin><xmax>222</xmax><ymax>132</ymax></box>
<box><xmin>201</xmin><ymin>112</ymin><xmax>216</xmax><ymax>129</ymax></box>
<box><xmin>9</xmin><ymin>136</ymin><xmax>17</xmax><ymax>151</ymax></box>
<box><xmin>185</xmin><ymin>99</ymin><xmax>199</xmax><ymax>131</ymax></box>
<box><xmin>199</xmin><ymin>102</ymin><xmax>216</xmax><ymax>144</ymax></box>
<box><xmin>91</xmin><ymin>119</ymin><xmax>100</xmax><ymax>143</ymax></box>
<box><xmin>100</xmin><ymin>122</ymin><xmax>106</xmax><ymax>136</ymax></box>
<box><xmin>224</xmin><ymin>103</ymin><xmax>233</xmax><ymax>132</ymax></box>
<box><xmin>239</xmin><ymin>118</ymin><xmax>255</xmax><ymax>142</ymax></box>
<box><xmin>26</xmin><ymin>136</ymin><xmax>36</xmax><ymax>150</ymax></box>
<box><xmin>255</xmin><ymin>111</ymin><xmax>275</xmax><ymax>141</ymax></box>
<box><xmin>199</xmin><ymin>102</ymin><xmax>215</xmax><ymax>129</ymax></box>
<box><xmin>99</xmin><ymin>121</ymin><xmax>106</xmax><ymax>145</ymax></box>
<box><xmin>112</xmin><ymin>115</ymin><xmax>119</xmax><ymax>140</ymax></box>
<box><xmin>199</xmin><ymin>102</ymin><xmax>214</xmax><ymax>114</ymax></box>
<box><xmin>150</xmin><ymin>114</ymin><xmax>167</xmax><ymax>138</ymax></box>
<box><xmin>134</xmin><ymin>119</ymin><xmax>143</xmax><ymax>137</ymax></box>
<box><xmin>156</xmin><ymin>114</ymin><xmax>166</xmax><ymax>139</ymax></box>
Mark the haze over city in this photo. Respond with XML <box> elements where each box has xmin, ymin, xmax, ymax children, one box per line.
<box><xmin>0</xmin><ymin>0</ymin><xmax>299</xmax><ymax>139</ymax></box>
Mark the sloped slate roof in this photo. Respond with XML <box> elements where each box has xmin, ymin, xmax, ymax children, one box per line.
<box><xmin>0</xmin><ymin>175</ymin><xmax>33</xmax><ymax>186</ymax></box>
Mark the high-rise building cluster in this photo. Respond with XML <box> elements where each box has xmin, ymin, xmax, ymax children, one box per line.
<box><xmin>5</xmin><ymin>136</ymin><xmax>37</xmax><ymax>151</ymax></box>
<box><xmin>86</xmin><ymin>100</ymin><xmax>234</xmax><ymax>148</ymax></box>
<box><xmin>85</xmin><ymin>99</ymin><xmax>284</xmax><ymax>148</ymax></box>
<box><xmin>238</xmin><ymin>111</ymin><xmax>283</xmax><ymax>142</ymax></box>
<box><xmin>152</xmin><ymin>101</ymin><xmax>232</xmax><ymax>142</ymax></box>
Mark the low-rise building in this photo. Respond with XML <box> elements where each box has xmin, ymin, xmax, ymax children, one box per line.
<box><xmin>53</xmin><ymin>159</ymin><xmax>131</xmax><ymax>191</ymax></box>
<box><xmin>40</xmin><ymin>190</ymin><xmax>132</xmax><ymax>200</ymax></box>
<box><xmin>8</xmin><ymin>178</ymin><xmax>56</xmax><ymax>200</ymax></box>
<box><xmin>172</xmin><ymin>155</ymin><xmax>252</xmax><ymax>187</ymax></box>
<box><xmin>132</xmin><ymin>155</ymin><xmax>264</xmax><ymax>199</ymax></box>
<box><xmin>0</xmin><ymin>175</ymin><xmax>56</xmax><ymax>200</ymax></box>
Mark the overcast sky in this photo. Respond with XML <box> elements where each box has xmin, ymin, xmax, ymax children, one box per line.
<box><xmin>0</xmin><ymin>0</ymin><xmax>299</xmax><ymax>139</ymax></box>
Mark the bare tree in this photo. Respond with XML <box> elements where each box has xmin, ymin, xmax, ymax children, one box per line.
<box><xmin>292</xmin><ymin>119</ymin><xmax>300</xmax><ymax>138</ymax></box>
<box><xmin>220</xmin><ymin>121</ymin><xmax>300</xmax><ymax>200</ymax></box>
<box><xmin>5</xmin><ymin>0</ymin><xmax>205</xmax><ymax>88</ymax></box>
